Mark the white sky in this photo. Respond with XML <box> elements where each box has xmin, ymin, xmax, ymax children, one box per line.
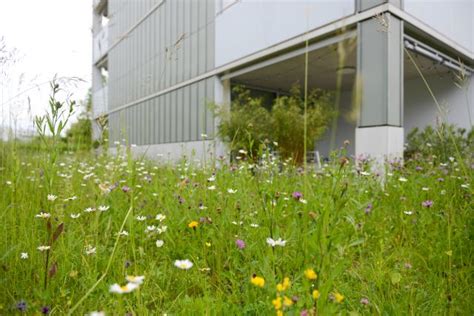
<box><xmin>0</xmin><ymin>0</ymin><xmax>91</xmax><ymax>137</ymax></box>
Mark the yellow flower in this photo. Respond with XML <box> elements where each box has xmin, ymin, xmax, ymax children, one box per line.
<box><xmin>312</xmin><ymin>289</ymin><xmax>320</xmax><ymax>299</ymax></box>
<box><xmin>250</xmin><ymin>275</ymin><xmax>265</xmax><ymax>287</ymax></box>
<box><xmin>276</xmin><ymin>277</ymin><xmax>291</xmax><ymax>292</ymax></box>
<box><xmin>334</xmin><ymin>292</ymin><xmax>344</xmax><ymax>303</ymax></box>
<box><xmin>188</xmin><ymin>221</ymin><xmax>199</xmax><ymax>229</ymax></box>
<box><xmin>283</xmin><ymin>296</ymin><xmax>293</xmax><ymax>307</ymax></box>
<box><xmin>272</xmin><ymin>296</ymin><xmax>282</xmax><ymax>310</ymax></box>
<box><xmin>276</xmin><ymin>311</ymin><xmax>283</xmax><ymax>316</ymax></box>
<box><xmin>304</xmin><ymin>268</ymin><xmax>317</xmax><ymax>280</ymax></box>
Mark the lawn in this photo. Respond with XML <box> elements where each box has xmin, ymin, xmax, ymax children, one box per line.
<box><xmin>0</xmin><ymin>142</ymin><xmax>472</xmax><ymax>315</ymax></box>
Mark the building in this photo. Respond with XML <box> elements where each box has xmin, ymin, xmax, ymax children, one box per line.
<box><xmin>91</xmin><ymin>0</ymin><xmax>473</xmax><ymax>162</ymax></box>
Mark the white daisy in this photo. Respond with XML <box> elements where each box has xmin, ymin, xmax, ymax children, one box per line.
<box><xmin>398</xmin><ymin>177</ymin><xmax>408</xmax><ymax>182</ymax></box>
<box><xmin>98</xmin><ymin>205</ymin><xmax>110</xmax><ymax>212</ymax></box>
<box><xmin>37</xmin><ymin>245</ymin><xmax>51</xmax><ymax>252</ymax></box>
<box><xmin>227</xmin><ymin>189</ymin><xmax>237</xmax><ymax>194</ymax></box>
<box><xmin>70</xmin><ymin>213</ymin><xmax>81</xmax><ymax>219</ymax></box>
<box><xmin>109</xmin><ymin>282</ymin><xmax>139</xmax><ymax>294</ymax></box>
<box><xmin>126</xmin><ymin>275</ymin><xmax>145</xmax><ymax>285</ymax></box>
<box><xmin>84</xmin><ymin>207</ymin><xmax>96</xmax><ymax>213</ymax></box>
<box><xmin>136</xmin><ymin>215</ymin><xmax>147</xmax><ymax>221</ymax></box>
<box><xmin>208</xmin><ymin>185</ymin><xmax>216</xmax><ymax>191</ymax></box>
<box><xmin>47</xmin><ymin>194</ymin><xmax>57</xmax><ymax>201</ymax></box>
<box><xmin>174</xmin><ymin>259</ymin><xmax>193</xmax><ymax>270</ymax></box>
<box><xmin>266</xmin><ymin>237</ymin><xmax>286</xmax><ymax>247</ymax></box>
<box><xmin>85</xmin><ymin>245</ymin><xmax>96</xmax><ymax>255</ymax></box>
<box><xmin>20</xmin><ymin>252</ymin><xmax>28</xmax><ymax>259</ymax></box>
<box><xmin>145</xmin><ymin>225</ymin><xmax>156</xmax><ymax>233</ymax></box>
<box><xmin>35</xmin><ymin>212</ymin><xmax>51</xmax><ymax>219</ymax></box>
<box><xmin>117</xmin><ymin>230</ymin><xmax>129</xmax><ymax>237</ymax></box>
<box><xmin>404</xmin><ymin>211</ymin><xmax>413</xmax><ymax>215</ymax></box>
<box><xmin>155</xmin><ymin>214</ymin><xmax>166</xmax><ymax>222</ymax></box>
<box><xmin>157</xmin><ymin>226</ymin><xmax>168</xmax><ymax>234</ymax></box>
<box><xmin>156</xmin><ymin>240</ymin><xmax>164</xmax><ymax>248</ymax></box>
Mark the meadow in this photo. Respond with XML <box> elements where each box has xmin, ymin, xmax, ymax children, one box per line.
<box><xmin>0</xmin><ymin>140</ymin><xmax>472</xmax><ymax>315</ymax></box>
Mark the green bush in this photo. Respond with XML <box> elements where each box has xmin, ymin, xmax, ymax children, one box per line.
<box><xmin>215</xmin><ymin>85</ymin><xmax>336</xmax><ymax>162</ymax></box>
<box><xmin>405</xmin><ymin>123</ymin><xmax>474</xmax><ymax>162</ymax></box>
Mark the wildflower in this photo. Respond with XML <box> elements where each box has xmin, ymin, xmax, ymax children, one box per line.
<box><xmin>272</xmin><ymin>296</ymin><xmax>282</xmax><ymax>310</ymax></box>
<box><xmin>207</xmin><ymin>176</ymin><xmax>216</xmax><ymax>182</ymax></box>
<box><xmin>422</xmin><ymin>200</ymin><xmax>434</xmax><ymax>208</ymax></box>
<box><xmin>334</xmin><ymin>292</ymin><xmax>344</xmax><ymax>303</ymax></box>
<box><xmin>174</xmin><ymin>259</ymin><xmax>193</xmax><ymax>270</ymax></box>
<box><xmin>266</xmin><ymin>237</ymin><xmax>286</xmax><ymax>247</ymax></box>
<box><xmin>87</xmin><ymin>312</ymin><xmax>105</xmax><ymax>316</ymax></box>
<box><xmin>360</xmin><ymin>297</ymin><xmax>370</xmax><ymax>305</ymax></box>
<box><xmin>156</xmin><ymin>240</ymin><xmax>164</xmax><ymax>247</ymax></box>
<box><xmin>35</xmin><ymin>212</ymin><xmax>51</xmax><ymax>219</ymax></box>
<box><xmin>136</xmin><ymin>215</ymin><xmax>146</xmax><ymax>221</ymax></box>
<box><xmin>300</xmin><ymin>310</ymin><xmax>309</xmax><ymax>316</ymax></box>
<box><xmin>404</xmin><ymin>262</ymin><xmax>413</xmax><ymax>269</ymax></box>
<box><xmin>70</xmin><ymin>213</ymin><xmax>81</xmax><ymax>219</ymax></box>
<box><xmin>208</xmin><ymin>185</ymin><xmax>216</xmax><ymax>190</ymax></box>
<box><xmin>126</xmin><ymin>275</ymin><xmax>145</xmax><ymax>285</ymax></box>
<box><xmin>277</xmin><ymin>311</ymin><xmax>283</xmax><ymax>316</ymax></box>
<box><xmin>277</xmin><ymin>277</ymin><xmax>291</xmax><ymax>292</ymax></box>
<box><xmin>98</xmin><ymin>205</ymin><xmax>110</xmax><ymax>212</ymax></box>
<box><xmin>156</xmin><ymin>214</ymin><xmax>166</xmax><ymax>221</ymax></box>
<box><xmin>188</xmin><ymin>221</ymin><xmax>199</xmax><ymax>229</ymax></box>
<box><xmin>145</xmin><ymin>225</ymin><xmax>156</xmax><ymax>233</ymax></box>
<box><xmin>37</xmin><ymin>246</ymin><xmax>51</xmax><ymax>252</ymax></box>
<box><xmin>292</xmin><ymin>191</ymin><xmax>303</xmax><ymax>200</ymax></box>
<box><xmin>85</xmin><ymin>246</ymin><xmax>96</xmax><ymax>255</ymax></box>
<box><xmin>84</xmin><ymin>207</ymin><xmax>96</xmax><ymax>213</ymax></box>
<box><xmin>47</xmin><ymin>194</ymin><xmax>57</xmax><ymax>201</ymax></box>
<box><xmin>205</xmin><ymin>242</ymin><xmax>212</xmax><ymax>247</ymax></box>
<box><xmin>403</xmin><ymin>210</ymin><xmax>413</xmax><ymax>215</ymax></box>
<box><xmin>398</xmin><ymin>177</ymin><xmax>408</xmax><ymax>182</ymax></box>
<box><xmin>364</xmin><ymin>203</ymin><xmax>372</xmax><ymax>214</ymax></box>
<box><xmin>157</xmin><ymin>226</ymin><xmax>167</xmax><ymax>234</ymax></box>
<box><xmin>117</xmin><ymin>230</ymin><xmax>129</xmax><ymax>237</ymax></box>
<box><xmin>41</xmin><ymin>306</ymin><xmax>51</xmax><ymax>314</ymax></box>
<box><xmin>109</xmin><ymin>282</ymin><xmax>139</xmax><ymax>294</ymax></box>
<box><xmin>250</xmin><ymin>223</ymin><xmax>259</xmax><ymax>228</ymax></box>
<box><xmin>121</xmin><ymin>185</ymin><xmax>130</xmax><ymax>193</ymax></box>
<box><xmin>422</xmin><ymin>187</ymin><xmax>429</xmax><ymax>191</ymax></box>
<box><xmin>283</xmin><ymin>296</ymin><xmax>293</xmax><ymax>307</ymax></box>
<box><xmin>360</xmin><ymin>171</ymin><xmax>371</xmax><ymax>176</ymax></box>
<box><xmin>304</xmin><ymin>268</ymin><xmax>317</xmax><ymax>280</ymax></box>
<box><xmin>312</xmin><ymin>289</ymin><xmax>320</xmax><ymax>299</ymax></box>
<box><xmin>6</xmin><ymin>180</ymin><xmax>12</xmax><ymax>185</ymax></box>
<box><xmin>20</xmin><ymin>252</ymin><xmax>28</xmax><ymax>259</ymax></box>
<box><xmin>16</xmin><ymin>300</ymin><xmax>27</xmax><ymax>312</ymax></box>
<box><xmin>250</xmin><ymin>274</ymin><xmax>265</xmax><ymax>287</ymax></box>
<box><xmin>235</xmin><ymin>239</ymin><xmax>246</xmax><ymax>249</ymax></box>
<box><xmin>227</xmin><ymin>188</ymin><xmax>237</xmax><ymax>194</ymax></box>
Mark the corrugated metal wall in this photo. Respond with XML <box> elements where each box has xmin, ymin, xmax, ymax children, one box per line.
<box><xmin>107</xmin><ymin>0</ymin><xmax>216</xmax><ymax>145</ymax></box>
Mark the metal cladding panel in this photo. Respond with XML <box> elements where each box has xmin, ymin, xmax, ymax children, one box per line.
<box><xmin>105</xmin><ymin>0</ymin><xmax>216</xmax><ymax>144</ymax></box>
<box><xmin>357</xmin><ymin>13</ymin><xmax>403</xmax><ymax>127</ymax></box>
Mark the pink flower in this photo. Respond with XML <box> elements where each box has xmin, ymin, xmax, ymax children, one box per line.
<box><xmin>422</xmin><ymin>200</ymin><xmax>433</xmax><ymax>208</ymax></box>
<box><xmin>235</xmin><ymin>239</ymin><xmax>246</xmax><ymax>249</ymax></box>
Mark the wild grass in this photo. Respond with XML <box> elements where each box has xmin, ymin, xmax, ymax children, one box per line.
<box><xmin>0</xmin><ymin>139</ymin><xmax>472</xmax><ymax>315</ymax></box>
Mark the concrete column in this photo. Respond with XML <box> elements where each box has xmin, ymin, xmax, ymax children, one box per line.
<box><xmin>214</xmin><ymin>77</ymin><xmax>231</xmax><ymax>159</ymax></box>
<box><xmin>355</xmin><ymin>12</ymin><xmax>404</xmax><ymax>163</ymax></box>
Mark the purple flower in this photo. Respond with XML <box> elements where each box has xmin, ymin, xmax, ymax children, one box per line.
<box><xmin>41</xmin><ymin>306</ymin><xmax>51</xmax><ymax>314</ymax></box>
<box><xmin>292</xmin><ymin>191</ymin><xmax>303</xmax><ymax>200</ymax></box>
<box><xmin>415</xmin><ymin>166</ymin><xmax>423</xmax><ymax>171</ymax></box>
<box><xmin>16</xmin><ymin>300</ymin><xmax>27</xmax><ymax>312</ymax></box>
<box><xmin>437</xmin><ymin>178</ymin><xmax>444</xmax><ymax>182</ymax></box>
<box><xmin>300</xmin><ymin>310</ymin><xmax>309</xmax><ymax>316</ymax></box>
<box><xmin>235</xmin><ymin>239</ymin><xmax>246</xmax><ymax>249</ymax></box>
<box><xmin>364</xmin><ymin>203</ymin><xmax>372</xmax><ymax>215</ymax></box>
<box><xmin>422</xmin><ymin>200</ymin><xmax>434</xmax><ymax>208</ymax></box>
<box><xmin>121</xmin><ymin>185</ymin><xmax>130</xmax><ymax>193</ymax></box>
<box><xmin>360</xmin><ymin>297</ymin><xmax>370</xmax><ymax>305</ymax></box>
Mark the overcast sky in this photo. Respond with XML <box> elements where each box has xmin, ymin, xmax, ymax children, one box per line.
<box><xmin>0</xmin><ymin>0</ymin><xmax>91</xmax><ymax>137</ymax></box>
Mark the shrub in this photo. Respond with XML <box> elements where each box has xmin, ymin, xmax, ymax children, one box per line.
<box><xmin>405</xmin><ymin>123</ymin><xmax>474</xmax><ymax>162</ymax></box>
<box><xmin>215</xmin><ymin>85</ymin><xmax>336</xmax><ymax>162</ymax></box>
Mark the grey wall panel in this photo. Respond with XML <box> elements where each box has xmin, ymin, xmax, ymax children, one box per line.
<box><xmin>190</xmin><ymin>83</ymin><xmax>198</xmax><ymax>140</ymax></box>
<box><xmin>183</xmin><ymin>85</ymin><xmax>190</xmax><ymax>141</ymax></box>
<box><xmin>206</xmin><ymin>78</ymin><xmax>215</xmax><ymax>136</ymax></box>
<box><xmin>177</xmin><ymin>88</ymin><xmax>183</xmax><ymax>142</ymax></box>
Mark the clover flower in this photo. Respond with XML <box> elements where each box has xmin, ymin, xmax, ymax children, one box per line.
<box><xmin>235</xmin><ymin>239</ymin><xmax>246</xmax><ymax>249</ymax></box>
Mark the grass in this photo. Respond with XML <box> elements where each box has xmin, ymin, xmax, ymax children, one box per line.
<box><xmin>0</xmin><ymin>140</ymin><xmax>472</xmax><ymax>315</ymax></box>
